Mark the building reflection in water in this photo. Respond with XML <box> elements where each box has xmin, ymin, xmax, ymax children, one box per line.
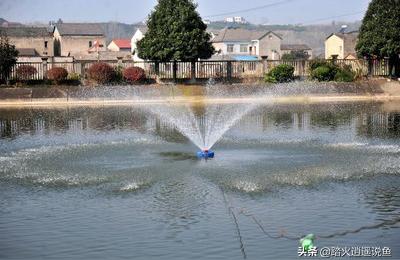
<box><xmin>1</xmin><ymin>106</ymin><xmax>400</xmax><ymax>141</ymax></box>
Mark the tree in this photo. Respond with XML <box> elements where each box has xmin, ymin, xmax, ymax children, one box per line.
<box><xmin>356</xmin><ymin>0</ymin><xmax>400</xmax><ymax>77</ymax></box>
<box><xmin>282</xmin><ymin>50</ymin><xmax>310</xmax><ymax>61</ymax></box>
<box><xmin>0</xmin><ymin>34</ymin><xmax>18</xmax><ymax>83</ymax></box>
<box><xmin>137</xmin><ymin>0</ymin><xmax>214</xmax><ymax>62</ymax></box>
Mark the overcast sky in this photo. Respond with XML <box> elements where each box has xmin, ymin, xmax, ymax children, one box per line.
<box><xmin>0</xmin><ymin>0</ymin><xmax>372</xmax><ymax>25</ymax></box>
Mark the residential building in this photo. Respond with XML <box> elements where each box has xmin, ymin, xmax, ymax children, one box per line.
<box><xmin>281</xmin><ymin>44</ymin><xmax>313</xmax><ymax>59</ymax></box>
<box><xmin>225</xmin><ymin>17</ymin><xmax>248</xmax><ymax>24</ymax></box>
<box><xmin>107</xmin><ymin>39</ymin><xmax>131</xmax><ymax>52</ymax></box>
<box><xmin>212</xmin><ymin>28</ymin><xmax>282</xmax><ymax>60</ymax></box>
<box><xmin>325</xmin><ymin>31</ymin><xmax>359</xmax><ymax>59</ymax></box>
<box><xmin>53</xmin><ymin>23</ymin><xmax>106</xmax><ymax>57</ymax></box>
<box><xmin>0</xmin><ymin>27</ymin><xmax>54</xmax><ymax>57</ymax></box>
<box><xmin>131</xmin><ymin>27</ymin><xmax>148</xmax><ymax>61</ymax></box>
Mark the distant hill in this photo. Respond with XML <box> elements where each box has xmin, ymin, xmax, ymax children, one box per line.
<box><xmin>97</xmin><ymin>22</ymin><xmax>142</xmax><ymax>42</ymax></box>
<box><xmin>0</xmin><ymin>17</ymin><xmax>25</xmax><ymax>27</ymax></box>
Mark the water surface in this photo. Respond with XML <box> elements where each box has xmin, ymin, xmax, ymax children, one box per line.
<box><xmin>1</xmin><ymin>102</ymin><xmax>400</xmax><ymax>259</ymax></box>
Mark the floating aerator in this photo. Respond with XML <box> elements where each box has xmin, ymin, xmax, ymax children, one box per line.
<box><xmin>197</xmin><ymin>150</ymin><xmax>215</xmax><ymax>159</ymax></box>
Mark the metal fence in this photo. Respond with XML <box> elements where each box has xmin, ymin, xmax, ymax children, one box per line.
<box><xmin>1</xmin><ymin>58</ymin><xmax>391</xmax><ymax>82</ymax></box>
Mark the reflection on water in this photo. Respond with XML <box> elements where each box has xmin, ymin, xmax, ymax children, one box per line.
<box><xmin>2</xmin><ymin>104</ymin><xmax>400</xmax><ymax>142</ymax></box>
<box><xmin>1</xmin><ymin>102</ymin><xmax>400</xmax><ymax>259</ymax></box>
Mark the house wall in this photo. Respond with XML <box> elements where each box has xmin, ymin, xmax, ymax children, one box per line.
<box><xmin>212</xmin><ymin>42</ymin><xmax>253</xmax><ymax>55</ymax></box>
<box><xmin>9</xmin><ymin>36</ymin><xmax>54</xmax><ymax>57</ymax></box>
<box><xmin>258</xmin><ymin>33</ymin><xmax>281</xmax><ymax>60</ymax></box>
<box><xmin>131</xmin><ymin>30</ymin><xmax>146</xmax><ymax>61</ymax></box>
<box><xmin>107</xmin><ymin>41</ymin><xmax>120</xmax><ymax>52</ymax></box>
<box><xmin>54</xmin><ymin>28</ymin><xmax>106</xmax><ymax>57</ymax></box>
<box><xmin>325</xmin><ymin>35</ymin><xmax>344</xmax><ymax>59</ymax></box>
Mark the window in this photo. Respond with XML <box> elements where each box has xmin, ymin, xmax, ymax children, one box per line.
<box><xmin>227</xmin><ymin>44</ymin><xmax>234</xmax><ymax>53</ymax></box>
<box><xmin>44</xmin><ymin>41</ymin><xmax>48</xmax><ymax>48</ymax></box>
<box><xmin>240</xmin><ymin>44</ymin><xmax>248</xmax><ymax>53</ymax></box>
<box><xmin>89</xmin><ymin>41</ymin><xmax>93</xmax><ymax>48</ymax></box>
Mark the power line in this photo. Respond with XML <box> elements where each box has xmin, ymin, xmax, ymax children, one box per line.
<box><xmin>203</xmin><ymin>0</ymin><xmax>294</xmax><ymax>18</ymax></box>
<box><xmin>300</xmin><ymin>11</ymin><xmax>365</xmax><ymax>25</ymax></box>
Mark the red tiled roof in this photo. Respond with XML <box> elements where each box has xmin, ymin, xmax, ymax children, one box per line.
<box><xmin>112</xmin><ymin>39</ymin><xmax>131</xmax><ymax>49</ymax></box>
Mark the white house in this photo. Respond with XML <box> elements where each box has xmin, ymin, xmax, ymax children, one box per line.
<box><xmin>212</xmin><ymin>28</ymin><xmax>282</xmax><ymax>60</ymax></box>
<box><xmin>131</xmin><ymin>27</ymin><xmax>148</xmax><ymax>61</ymax></box>
<box><xmin>225</xmin><ymin>17</ymin><xmax>248</xmax><ymax>24</ymax></box>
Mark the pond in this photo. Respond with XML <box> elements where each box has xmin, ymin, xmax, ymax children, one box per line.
<box><xmin>0</xmin><ymin>101</ymin><xmax>399</xmax><ymax>259</ymax></box>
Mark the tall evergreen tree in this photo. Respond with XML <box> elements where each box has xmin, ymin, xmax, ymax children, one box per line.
<box><xmin>0</xmin><ymin>33</ymin><xmax>18</xmax><ymax>83</ymax></box>
<box><xmin>137</xmin><ymin>0</ymin><xmax>214</xmax><ymax>62</ymax></box>
<box><xmin>356</xmin><ymin>0</ymin><xmax>400</xmax><ymax>77</ymax></box>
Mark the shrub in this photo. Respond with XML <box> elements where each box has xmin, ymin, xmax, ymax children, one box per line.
<box><xmin>16</xmin><ymin>65</ymin><xmax>37</xmax><ymax>81</ymax></box>
<box><xmin>310</xmin><ymin>65</ymin><xmax>337</xmax><ymax>81</ymax></box>
<box><xmin>309</xmin><ymin>61</ymin><xmax>355</xmax><ymax>82</ymax></box>
<box><xmin>123</xmin><ymin>66</ymin><xmax>146</xmax><ymax>83</ymax></box>
<box><xmin>264</xmin><ymin>64</ymin><xmax>294</xmax><ymax>83</ymax></box>
<box><xmin>114</xmin><ymin>65</ymin><xmax>124</xmax><ymax>83</ymax></box>
<box><xmin>309</xmin><ymin>59</ymin><xmax>332</xmax><ymax>71</ymax></box>
<box><xmin>47</xmin><ymin>67</ymin><xmax>68</xmax><ymax>84</ymax></box>
<box><xmin>334</xmin><ymin>66</ymin><xmax>355</xmax><ymax>82</ymax></box>
<box><xmin>67</xmin><ymin>72</ymin><xmax>81</xmax><ymax>81</ymax></box>
<box><xmin>87</xmin><ymin>62</ymin><xmax>116</xmax><ymax>84</ymax></box>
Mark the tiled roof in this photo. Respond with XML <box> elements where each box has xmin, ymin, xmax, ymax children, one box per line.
<box><xmin>17</xmin><ymin>48</ymin><xmax>38</xmax><ymax>57</ymax></box>
<box><xmin>212</xmin><ymin>28</ymin><xmax>281</xmax><ymax>42</ymax></box>
<box><xmin>0</xmin><ymin>27</ymin><xmax>51</xmax><ymax>37</ymax></box>
<box><xmin>112</xmin><ymin>39</ymin><xmax>131</xmax><ymax>49</ymax></box>
<box><xmin>281</xmin><ymin>44</ymin><xmax>311</xmax><ymax>51</ymax></box>
<box><xmin>56</xmin><ymin>23</ymin><xmax>104</xmax><ymax>36</ymax></box>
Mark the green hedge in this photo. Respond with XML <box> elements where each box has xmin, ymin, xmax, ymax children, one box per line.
<box><xmin>265</xmin><ymin>64</ymin><xmax>295</xmax><ymax>83</ymax></box>
<box><xmin>309</xmin><ymin>60</ymin><xmax>355</xmax><ymax>82</ymax></box>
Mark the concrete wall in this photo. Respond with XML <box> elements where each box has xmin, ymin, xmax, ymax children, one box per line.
<box><xmin>17</xmin><ymin>56</ymin><xmax>74</xmax><ymax>63</ymax></box>
<box><xmin>325</xmin><ymin>35</ymin><xmax>344</xmax><ymax>59</ymax></box>
<box><xmin>54</xmin><ymin>28</ymin><xmax>106</xmax><ymax>57</ymax></box>
<box><xmin>9</xmin><ymin>36</ymin><xmax>54</xmax><ymax>57</ymax></box>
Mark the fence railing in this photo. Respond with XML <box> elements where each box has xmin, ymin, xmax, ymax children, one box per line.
<box><xmin>1</xmin><ymin>58</ymin><xmax>391</xmax><ymax>82</ymax></box>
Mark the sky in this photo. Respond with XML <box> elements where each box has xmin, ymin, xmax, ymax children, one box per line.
<box><xmin>0</xmin><ymin>0</ymin><xmax>372</xmax><ymax>25</ymax></box>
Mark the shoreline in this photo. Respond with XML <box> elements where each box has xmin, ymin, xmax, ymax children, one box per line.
<box><xmin>1</xmin><ymin>79</ymin><xmax>400</xmax><ymax>108</ymax></box>
<box><xmin>1</xmin><ymin>94</ymin><xmax>400</xmax><ymax>108</ymax></box>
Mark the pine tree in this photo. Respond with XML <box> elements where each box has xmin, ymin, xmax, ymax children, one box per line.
<box><xmin>137</xmin><ymin>0</ymin><xmax>214</xmax><ymax>62</ymax></box>
<box><xmin>356</xmin><ymin>0</ymin><xmax>400</xmax><ymax>77</ymax></box>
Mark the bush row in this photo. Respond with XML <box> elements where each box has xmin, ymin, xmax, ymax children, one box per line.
<box><xmin>87</xmin><ymin>63</ymin><xmax>145</xmax><ymax>84</ymax></box>
<box><xmin>13</xmin><ymin>63</ymin><xmax>146</xmax><ymax>85</ymax></box>
<box><xmin>264</xmin><ymin>60</ymin><xmax>356</xmax><ymax>84</ymax></box>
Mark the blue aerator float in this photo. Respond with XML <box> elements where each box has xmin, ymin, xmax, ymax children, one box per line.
<box><xmin>197</xmin><ymin>150</ymin><xmax>215</xmax><ymax>159</ymax></box>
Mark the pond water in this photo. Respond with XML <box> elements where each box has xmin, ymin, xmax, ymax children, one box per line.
<box><xmin>0</xmin><ymin>102</ymin><xmax>400</xmax><ymax>259</ymax></box>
